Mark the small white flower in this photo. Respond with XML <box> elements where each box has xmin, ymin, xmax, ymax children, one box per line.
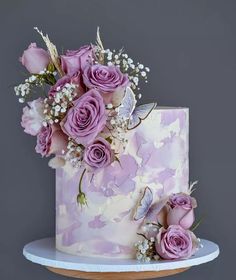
<box><xmin>133</xmin><ymin>77</ymin><xmax>139</xmax><ymax>85</ymax></box>
<box><xmin>55</xmin><ymin>105</ymin><xmax>61</xmax><ymax>112</ymax></box>
<box><xmin>106</xmin><ymin>103</ymin><xmax>113</xmax><ymax>109</ymax></box>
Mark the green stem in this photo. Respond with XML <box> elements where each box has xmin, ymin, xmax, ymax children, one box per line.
<box><xmin>79</xmin><ymin>168</ymin><xmax>86</xmax><ymax>194</ymax></box>
<box><xmin>190</xmin><ymin>216</ymin><xmax>204</xmax><ymax>231</ymax></box>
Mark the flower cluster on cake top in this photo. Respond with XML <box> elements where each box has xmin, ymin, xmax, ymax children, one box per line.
<box><xmin>15</xmin><ymin>27</ymin><xmax>156</xmax><ymax>204</ymax></box>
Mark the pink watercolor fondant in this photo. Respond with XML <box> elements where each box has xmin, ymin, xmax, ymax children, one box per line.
<box><xmin>56</xmin><ymin>108</ymin><xmax>189</xmax><ymax>258</ymax></box>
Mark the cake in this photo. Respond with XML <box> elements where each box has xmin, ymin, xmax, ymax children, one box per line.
<box><xmin>56</xmin><ymin>107</ymin><xmax>189</xmax><ymax>258</ymax></box>
<box><xmin>16</xmin><ymin>28</ymin><xmax>200</xmax><ymax>262</ymax></box>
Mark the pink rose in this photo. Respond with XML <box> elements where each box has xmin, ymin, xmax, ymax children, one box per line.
<box><xmin>61</xmin><ymin>45</ymin><xmax>94</xmax><ymax>75</ymax></box>
<box><xmin>155</xmin><ymin>225</ymin><xmax>197</xmax><ymax>260</ymax></box>
<box><xmin>82</xmin><ymin>64</ymin><xmax>130</xmax><ymax>104</ymax></box>
<box><xmin>60</xmin><ymin>89</ymin><xmax>107</xmax><ymax>146</ymax></box>
<box><xmin>35</xmin><ymin>125</ymin><xmax>67</xmax><ymax>157</ymax></box>
<box><xmin>21</xmin><ymin>98</ymin><xmax>44</xmax><ymax>136</ymax></box>
<box><xmin>167</xmin><ymin>193</ymin><xmax>197</xmax><ymax>229</ymax></box>
<box><xmin>20</xmin><ymin>43</ymin><xmax>50</xmax><ymax>74</ymax></box>
<box><xmin>84</xmin><ymin>137</ymin><xmax>114</xmax><ymax>169</ymax></box>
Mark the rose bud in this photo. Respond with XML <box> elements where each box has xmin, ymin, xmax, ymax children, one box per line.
<box><xmin>35</xmin><ymin>125</ymin><xmax>67</xmax><ymax>157</ymax></box>
<box><xmin>61</xmin><ymin>45</ymin><xmax>95</xmax><ymax>75</ymax></box>
<box><xmin>20</xmin><ymin>43</ymin><xmax>50</xmax><ymax>74</ymax></box>
<box><xmin>167</xmin><ymin>193</ymin><xmax>197</xmax><ymax>230</ymax></box>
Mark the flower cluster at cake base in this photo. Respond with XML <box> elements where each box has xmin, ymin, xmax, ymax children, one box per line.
<box><xmin>14</xmin><ymin>27</ymin><xmax>156</xmax><ymax>206</ymax></box>
<box><xmin>134</xmin><ymin>183</ymin><xmax>201</xmax><ymax>261</ymax></box>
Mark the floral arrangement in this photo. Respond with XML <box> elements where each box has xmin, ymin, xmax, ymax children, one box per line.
<box><xmin>15</xmin><ymin>27</ymin><xmax>156</xmax><ymax>205</ymax></box>
<box><xmin>134</xmin><ymin>183</ymin><xmax>202</xmax><ymax>261</ymax></box>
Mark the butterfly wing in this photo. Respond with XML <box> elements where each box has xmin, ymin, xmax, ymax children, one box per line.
<box><xmin>145</xmin><ymin>197</ymin><xmax>169</xmax><ymax>222</ymax></box>
<box><xmin>128</xmin><ymin>102</ymin><xmax>156</xmax><ymax>130</ymax></box>
<box><xmin>134</xmin><ymin>187</ymin><xmax>153</xmax><ymax>221</ymax></box>
<box><xmin>117</xmin><ymin>87</ymin><xmax>137</xmax><ymax>120</ymax></box>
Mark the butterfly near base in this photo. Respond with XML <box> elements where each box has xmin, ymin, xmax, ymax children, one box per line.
<box><xmin>117</xmin><ymin>87</ymin><xmax>157</xmax><ymax>130</ymax></box>
<box><xmin>133</xmin><ymin>187</ymin><xmax>169</xmax><ymax>222</ymax></box>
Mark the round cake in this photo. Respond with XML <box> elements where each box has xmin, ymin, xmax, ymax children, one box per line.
<box><xmin>16</xmin><ymin>28</ymin><xmax>200</xmax><ymax>263</ymax></box>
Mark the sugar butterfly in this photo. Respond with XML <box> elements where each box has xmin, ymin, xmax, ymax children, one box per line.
<box><xmin>134</xmin><ymin>187</ymin><xmax>169</xmax><ymax>222</ymax></box>
<box><xmin>118</xmin><ymin>87</ymin><xmax>157</xmax><ymax>130</ymax></box>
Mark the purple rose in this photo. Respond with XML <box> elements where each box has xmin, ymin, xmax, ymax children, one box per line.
<box><xmin>167</xmin><ymin>193</ymin><xmax>197</xmax><ymax>229</ymax></box>
<box><xmin>60</xmin><ymin>89</ymin><xmax>107</xmax><ymax>145</ymax></box>
<box><xmin>83</xmin><ymin>64</ymin><xmax>130</xmax><ymax>103</ymax></box>
<box><xmin>61</xmin><ymin>45</ymin><xmax>94</xmax><ymax>75</ymax></box>
<box><xmin>155</xmin><ymin>225</ymin><xmax>197</xmax><ymax>260</ymax></box>
<box><xmin>70</xmin><ymin>71</ymin><xmax>86</xmax><ymax>94</ymax></box>
<box><xmin>84</xmin><ymin>137</ymin><xmax>114</xmax><ymax>169</ymax></box>
<box><xmin>20</xmin><ymin>43</ymin><xmax>50</xmax><ymax>74</ymax></box>
<box><xmin>21</xmin><ymin>98</ymin><xmax>44</xmax><ymax>136</ymax></box>
<box><xmin>48</xmin><ymin>75</ymin><xmax>71</xmax><ymax>97</ymax></box>
<box><xmin>35</xmin><ymin>125</ymin><xmax>67</xmax><ymax>157</ymax></box>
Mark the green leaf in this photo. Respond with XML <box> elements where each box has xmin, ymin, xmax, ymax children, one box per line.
<box><xmin>105</xmin><ymin>137</ymin><xmax>112</xmax><ymax>144</ymax></box>
<box><xmin>115</xmin><ymin>156</ymin><xmax>122</xmax><ymax>168</ymax></box>
<box><xmin>47</xmin><ymin>62</ymin><xmax>56</xmax><ymax>73</ymax></box>
<box><xmin>190</xmin><ymin>216</ymin><xmax>204</xmax><ymax>231</ymax></box>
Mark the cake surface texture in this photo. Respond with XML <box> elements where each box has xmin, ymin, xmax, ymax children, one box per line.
<box><xmin>56</xmin><ymin>107</ymin><xmax>189</xmax><ymax>258</ymax></box>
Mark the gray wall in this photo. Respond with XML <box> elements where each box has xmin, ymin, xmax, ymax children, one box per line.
<box><xmin>0</xmin><ymin>0</ymin><xmax>235</xmax><ymax>279</ymax></box>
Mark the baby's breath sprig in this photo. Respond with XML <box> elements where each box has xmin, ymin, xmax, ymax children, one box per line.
<box><xmin>14</xmin><ymin>68</ymin><xmax>57</xmax><ymax>103</ymax></box>
<box><xmin>64</xmin><ymin>140</ymin><xmax>84</xmax><ymax>168</ymax></box>
<box><xmin>43</xmin><ymin>83</ymin><xmax>76</xmax><ymax>125</ymax></box>
<box><xmin>99</xmin><ymin>48</ymin><xmax>150</xmax><ymax>92</ymax></box>
<box><xmin>135</xmin><ymin>235</ymin><xmax>157</xmax><ymax>262</ymax></box>
<box><xmin>106</xmin><ymin>114</ymin><xmax>129</xmax><ymax>152</ymax></box>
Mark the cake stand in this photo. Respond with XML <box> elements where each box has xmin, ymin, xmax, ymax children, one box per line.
<box><xmin>23</xmin><ymin>238</ymin><xmax>219</xmax><ymax>279</ymax></box>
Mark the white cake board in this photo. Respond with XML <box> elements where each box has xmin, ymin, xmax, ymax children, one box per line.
<box><xmin>23</xmin><ymin>238</ymin><xmax>219</xmax><ymax>279</ymax></box>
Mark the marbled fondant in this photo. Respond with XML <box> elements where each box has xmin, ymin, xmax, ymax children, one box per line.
<box><xmin>56</xmin><ymin>108</ymin><xmax>189</xmax><ymax>258</ymax></box>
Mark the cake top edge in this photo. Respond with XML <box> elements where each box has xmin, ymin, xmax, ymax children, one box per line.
<box><xmin>155</xmin><ymin>106</ymin><xmax>189</xmax><ymax>110</ymax></box>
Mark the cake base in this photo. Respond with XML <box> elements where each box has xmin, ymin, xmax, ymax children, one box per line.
<box><xmin>47</xmin><ymin>266</ymin><xmax>189</xmax><ymax>279</ymax></box>
<box><xmin>23</xmin><ymin>238</ymin><xmax>219</xmax><ymax>279</ymax></box>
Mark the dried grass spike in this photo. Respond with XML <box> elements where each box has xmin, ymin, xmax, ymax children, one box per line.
<box><xmin>34</xmin><ymin>27</ymin><xmax>64</xmax><ymax>77</ymax></box>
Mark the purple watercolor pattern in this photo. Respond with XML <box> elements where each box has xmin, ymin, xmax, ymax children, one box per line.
<box><xmin>56</xmin><ymin>108</ymin><xmax>189</xmax><ymax>258</ymax></box>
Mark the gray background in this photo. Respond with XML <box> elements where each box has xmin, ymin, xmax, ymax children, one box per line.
<box><xmin>0</xmin><ymin>0</ymin><xmax>235</xmax><ymax>279</ymax></box>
